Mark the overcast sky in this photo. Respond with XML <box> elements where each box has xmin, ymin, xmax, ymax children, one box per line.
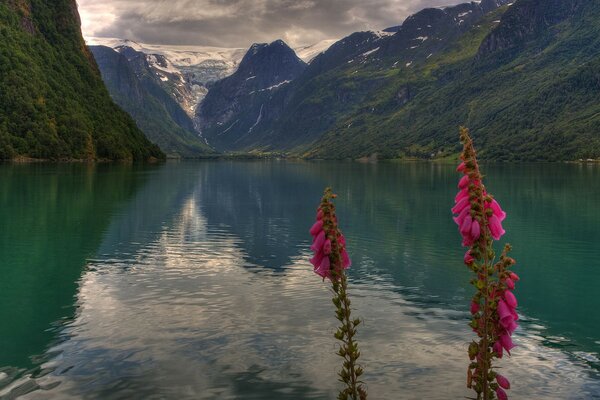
<box><xmin>78</xmin><ymin>0</ymin><xmax>453</xmax><ymax>48</ymax></box>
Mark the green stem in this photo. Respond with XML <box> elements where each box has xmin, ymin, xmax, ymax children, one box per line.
<box><xmin>340</xmin><ymin>272</ymin><xmax>359</xmax><ymax>399</ymax></box>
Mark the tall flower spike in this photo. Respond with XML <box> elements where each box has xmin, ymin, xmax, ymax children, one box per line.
<box><xmin>309</xmin><ymin>188</ymin><xmax>367</xmax><ymax>400</ymax></box>
<box><xmin>452</xmin><ymin>127</ymin><xmax>521</xmax><ymax>400</ymax></box>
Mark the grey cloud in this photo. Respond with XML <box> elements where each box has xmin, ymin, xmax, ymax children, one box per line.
<box><xmin>78</xmin><ymin>0</ymin><xmax>456</xmax><ymax>48</ymax></box>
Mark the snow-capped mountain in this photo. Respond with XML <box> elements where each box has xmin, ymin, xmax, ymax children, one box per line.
<box><xmin>85</xmin><ymin>37</ymin><xmax>336</xmax><ymax>117</ymax></box>
<box><xmin>86</xmin><ymin>37</ymin><xmax>247</xmax><ymax>116</ymax></box>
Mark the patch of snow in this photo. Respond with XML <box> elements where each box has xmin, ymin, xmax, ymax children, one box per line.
<box><xmin>246</xmin><ymin>76</ymin><xmax>256</xmax><ymax>81</ymax></box>
<box><xmin>370</xmin><ymin>30</ymin><xmax>395</xmax><ymax>39</ymax></box>
<box><xmin>415</xmin><ymin>36</ymin><xmax>429</xmax><ymax>41</ymax></box>
<box><xmin>360</xmin><ymin>47</ymin><xmax>380</xmax><ymax>57</ymax></box>
<box><xmin>406</xmin><ymin>61</ymin><xmax>413</xmax><ymax>67</ymax></box>
<box><xmin>248</xmin><ymin>105</ymin><xmax>264</xmax><ymax>134</ymax></box>
<box><xmin>458</xmin><ymin>11</ymin><xmax>472</xmax><ymax>18</ymax></box>
<box><xmin>159</xmin><ymin>76</ymin><xmax>169</xmax><ymax>82</ymax></box>
<box><xmin>219</xmin><ymin>119</ymin><xmax>239</xmax><ymax>135</ymax></box>
<box><xmin>294</xmin><ymin>39</ymin><xmax>338</xmax><ymax>62</ymax></box>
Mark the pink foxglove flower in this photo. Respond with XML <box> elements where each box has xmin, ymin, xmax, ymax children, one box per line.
<box><xmin>453</xmin><ymin>128</ymin><xmax>521</xmax><ymax>400</ymax></box>
<box><xmin>309</xmin><ymin>188</ymin><xmax>367</xmax><ymax>400</ymax></box>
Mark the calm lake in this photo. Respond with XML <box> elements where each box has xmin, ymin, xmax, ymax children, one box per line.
<box><xmin>0</xmin><ymin>161</ymin><xmax>599</xmax><ymax>399</ymax></box>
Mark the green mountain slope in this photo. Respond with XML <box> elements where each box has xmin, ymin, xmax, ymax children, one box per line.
<box><xmin>198</xmin><ymin>0</ymin><xmax>600</xmax><ymax>161</ymax></box>
<box><xmin>0</xmin><ymin>0</ymin><xmax>163</xmax><ymax>161</ymax></box>
<box><xmin>90</xmin><ymin>46</ymin><xmax>214</xmax><ymax>158</ymax></box>
<box><xmin>308</xmin><ymin>0</ymin><xmax>600</xmax><ymax>161</ymax></box>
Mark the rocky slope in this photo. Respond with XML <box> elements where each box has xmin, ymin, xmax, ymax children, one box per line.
<box><xmin>90</xmin><ymin>46</ymin><xmax>214</xmax><ymax>157</ymax></box>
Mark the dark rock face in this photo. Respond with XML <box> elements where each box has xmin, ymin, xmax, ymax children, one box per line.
<box><xmin>478</xmin><ymin>0</ymin><xmax>586</xmax><ymax>57</ymax></box>
<box><xmin>196</xmin><ymin>40</ymin><xmax>306</xmax><ymax>150</ymax></box>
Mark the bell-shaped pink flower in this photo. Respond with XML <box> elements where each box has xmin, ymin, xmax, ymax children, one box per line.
<box><xmin>489</xmin><ymin>199</ymin><xmax>507</xmax><ymax>222</ymax></box>
<box><xmin>459</xmin><ymin>174</ymin><xmax>470</xmax><ymax>189</ymax></box>
<box><xmin>504</xmin><ymin>291</ymin><xmax>518</xmax><ymax>309</ymax></box>
<box><xmin>455</xmin><ymin>188</ymin><xmax>469</xmax><ymax>203</ymax></box>
<box><xmin>506</xmin><ymin>320</ymin><xmax>518</xmax><ymax>335</ymax></box>
<box><xmin>493</xmin><ymin>341</ymin><xmax>504</xmax><ymax>358</ymax></box>
<box><xmin>460</xmin><ymin>215</ymin><xmax>473</xmax><ymax>236</ymax></box>
<box><xmin>497</xmin><ymin>300</ymin><xmax>513</xmax><ymax>329</ymax></box>
<box><xmin>311</xmin><ymin>230</ymin><xmax>326</xmax><ymax>252</ymax></box>
<box><xmin>457</xmin><ymin>162</ymin><xmax>466</xmax><ymax>172</ymax></box>
<box><xmin>315</xmin><ymin>255</ymin><xmax>331</xmax><ymax>278</ymax></box>
<box><xmin>310</xmin><ymin>251</ymin><xmax>325</xmax><ymax>269</ymax></box>
<box><xmin>310</xmin><ymin>219</ymin><xmax>323</xmax><ymax>237</ymax></box>
<box><xmin>504</xmin><ymin>278</ymin><xmax>515</xmax><ymax>290</ymax></box>
<box><xmin>500</xmin><ymin>333</ymin><xmax>515</xmax><ymax>354</ymax></box>
<box><xmin>470</xmin><ymin>301</ymin><xmax>480</xmax><ymax>314</ymax></box>
<box><xmin>496</xmin><ymin>387</ymin><xmax>508</xmax><ymax>400</ymax></box>
<box><xmin>509</xmin><ymin>272</ymin><xmax>520</xmax><ymax>282</ymax></box>
<box><xmin>511</xmin><ymin>309</ymin><xmax>519</xmax><ymax>322</ymax></box>
<box><xmin>488</xmin><ymin>214</ymin><xmax>506</xmax><ymax>240</ymax></box>
<box><xmin>453</xmin><ymin>206</ymin><xmax>470</xmax><ymax>226</ymax></box>
<box><xmin>496</xmin><ymin>374</ymin><xmax>511</xmax><ymax>389</ymax></box>
<box><xmin>452</xmin><ymin>197</ymin><xmax>470</xmax><ymax>214</ymax></box>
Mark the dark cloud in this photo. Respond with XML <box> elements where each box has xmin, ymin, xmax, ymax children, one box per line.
<box><xmin>78</xmin><ymin>0</ymin><xmax>454</xmax><ymax>48</ymax></box>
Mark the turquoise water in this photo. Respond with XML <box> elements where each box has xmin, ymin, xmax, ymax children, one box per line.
<box><xmin>0</xmin><ymin>161</ymin><xmax>599</xmax><ymax>399</ymax></box>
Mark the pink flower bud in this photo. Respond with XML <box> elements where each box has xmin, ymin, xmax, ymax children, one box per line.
<box><xmin>457</xmin><ymin>161</ymin><xmax>466</xmax><ymax>172</ymax></box>
<box><xmin>310</xmin><ymin>220</ymin><xmax>323</xmax><ymax>236</ymax></box>
<box><xmin>496</xmin><ymin>387</ymin><xmax>508</xmax><ymax>400</ymax></box>
<box><xmin>504</xmin><ymin>291</ymin><xmax>518</xmax><ymax>309</ymax></box>
<box><xmin>496</xmin><ymin>374</ymin><xmax>510</xmax><ymax>389</ymax></box>
<box><xmin>470</xmin><ymin>301</ymin><xmax>480</xmax><ymax>314</ymax></box>
<box><xmin>464</xmin><ymin>250</ymin><xmax>475</xmax><ymax>265</ymax></box>
<box><xmin>459</xmin><ymin>175</ymin><xmax>470</xmax><ymax>189</ymax></box>
<box><xmin>509</xmin><ymin>272</ymin><xmax>520</xmax><ymax>281</ymax></box>
<box><xmin>316</xmin><ymin>209</ymin><xmax>324</xmax><ymax>220</ymax></box>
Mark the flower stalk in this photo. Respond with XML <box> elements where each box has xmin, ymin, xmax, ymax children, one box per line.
<box><xmin>309</xmin><ymin>188</ymin><xmax>367</xmax><ymax>400</ymax></box>
<box><xmin>453</xmin><ymin>128</ymin><xmax>520</xmax><ymax>400</ymax></box>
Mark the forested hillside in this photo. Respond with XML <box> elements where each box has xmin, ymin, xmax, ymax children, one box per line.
<box><xmin>0</xmin><ymin>0</ymin><xmax>163</xmax><ymax>161</ymax></box>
